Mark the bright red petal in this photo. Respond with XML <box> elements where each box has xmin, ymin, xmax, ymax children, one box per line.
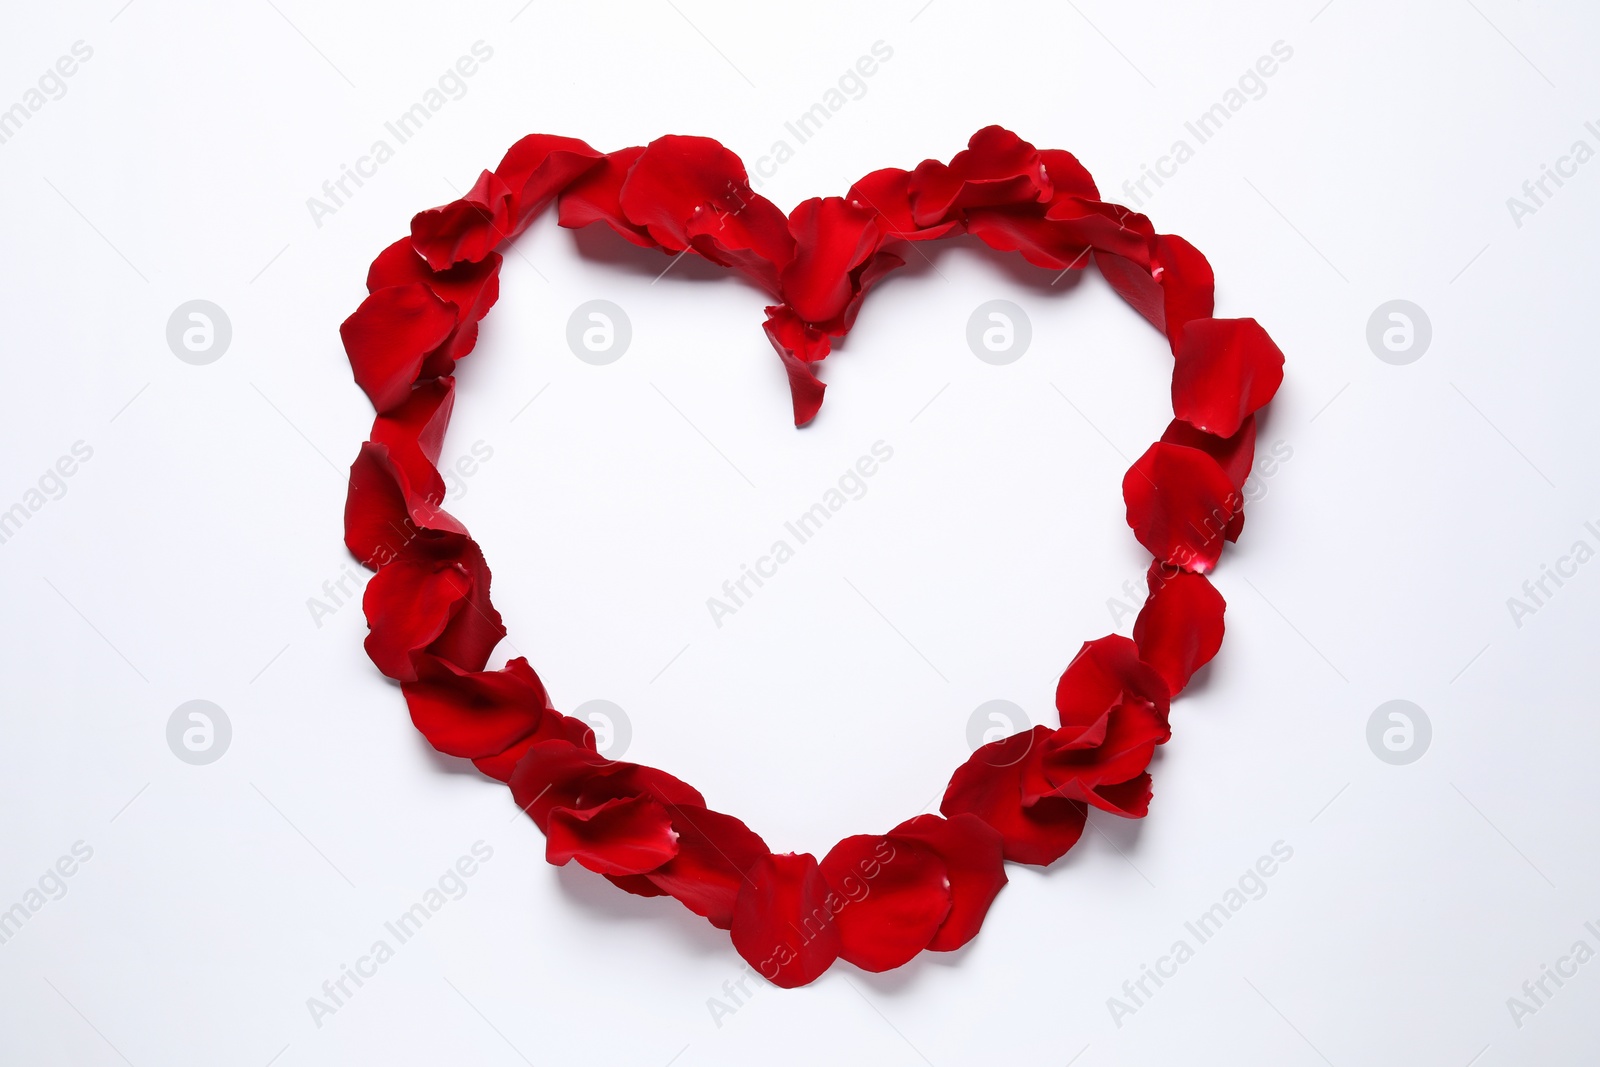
<box><xmin>730</xmin><ymin>853</ymin><xmax>841</xmax><ymax>987</ymax></box>
<box><xmin>1172</xmin><ymin>318</ymin><xmax>1285</xmax><ymax>438</ymax></box>
<box><xmin>820</xmin><ymin>834</ymin><xmax>951</xmax><ymax>972</ymax></box>
<box><xmin>546</xmin><ymin>795</ymin><xmax>679</xmax><ymax>876</ymax></box>
<box><xmin>1134</xmin><ymin>564</ymin><xmax>1226</xmax><ymax>696</ymax></box>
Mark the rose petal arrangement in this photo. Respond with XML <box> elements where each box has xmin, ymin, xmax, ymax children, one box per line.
<box><xmin>341</xmin><ymin>126</ymin><xmax>1284</xmax><ymax>987</ymax></box>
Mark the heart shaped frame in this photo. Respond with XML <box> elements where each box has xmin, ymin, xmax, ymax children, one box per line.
<box><xmin>340</xmin><ymin>127</ymin><xmax>1284</xmax><ymax>987</ymax></box>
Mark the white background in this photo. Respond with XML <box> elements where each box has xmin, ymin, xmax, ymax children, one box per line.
<box><xmin>2</xmin><ymin>1</ymin><xmax>1598</xmax><ymax>1064</ymax></box>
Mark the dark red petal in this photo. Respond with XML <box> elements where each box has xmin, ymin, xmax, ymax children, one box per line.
<box><xmin>1055</xmin><ymin>635</ymin><xmax>1171</xmax><ymax>735</ymax></box>
<box><xmin>367</xmin><ymin>243</ymin><xmax>503</xmax><ymax>366</ymax></box>
<box><xmin>1123</xmin><ymin>442</ymin><xmax>1241</xmax><ymax>573</ymax></box>
<box><xmin>341</xmin><ymin>284</ymin><xmax>458</xmax><ymax>413</ymax></box>
<box><xmin>780</xmin><ymin>197</ymin><xmax>882</xmax><ymax>324</ymax></box>
<box><xmin>762</xmin><ymin>305</ymin><xmax>831</xmax><ymax>426</ymax></box>
<box><xmin>493</xmin><ymin>133</ymin><xmax>605</xmax><ymax>238</ymax></box>
<box><xmin>645</xmin><ymin>805</ymin><xmax>769</xmax><ymax>929</ymax></box>
<box><xmin>507</xmin><ymin>742</ymin><xmax>705</xmax><ymax>833</ymax></box>
<box><xmin>402</xmin><ymin>654</ymin><xmax>549</xmax><ymax>758</ymax></box>
<box><xmin>546</xmin><ymin>795</ymin><xmax>679</xmax><ymax>876</ymax></box>
<box><xmin>410</xmin><ymin>169</ymin><xmax>513</xmax><ymax>271</ymax></box>
<box><xmin>1160</xmin><ymin>415</ymin><xmax>1256</xmax><ymax>492</ymax></box>
<box><xmin>885</xmin><ymin>814</ymin><xmax>1007</xmax><ymax>952</ymax></box>
<box><xmin>618</xmin><ymin>135</ymin><xmax>794</xmax><ymax>293</ymax></box>
<box><xmin>343</xmin><ymin>442</ymin><xmax>465</xmax><ymax>568</ymax></box>
<box><xmin>730</xmin><ymin>853</ymin><xmax>840</xmax><ymax>988</ymax></box>
<box><xmin>820</xmin><ymin>835</ymin><xmax>951</xmax><ymax>972</ymax></box>
<box><xmin>1134</xmin><ymin>564</ymin><xmax>1226</xmax><ymax>696</ymax></box>
<box><xmin>966</xmin><ymin>204</ymin><xmax>1092</xmax><ymax>271</ymax></box>
<box><xmin>1038</xmin><ymin>148</ymin><xmax>1099</xmax><ymax>201</ymax></box>
<box><xmin>400</xmin><ymin>535</ymin><xmax>504</xmax><ymax>675</ymax></box>
<box><xmin>908</xmin><ymin>126</ymin><xmax>1052</xmax><ymax>225</ymax></box>
<box><xmin>1096</xmin><ymin>234</ymin><xmax>1215</xmax><ymax>348</ymax></box>
<box><xmin>845</xmin><ymin>168</ymin><xmax>960</xmax><ymax>241</ymax></box>
<box><xmin>472</xmin><ymin>710</ymin><xmax>593</xmax><ymax>782</ymax></box>
<box><xmin>362</xmin><ymin>558</ymin><xmax>472</xmax><ymax>681</ymax></box>
<box><xmin>1044</xmin><ymin>197</ymin><xmax>1155</xmax><ymax>265</ymax></box>
<box><xmin>941</xmin><ymin>728</ymin><xmax>1089</xmax><ymax>866</ymax></box>
<box><xmin>1172</xmin><ymin>318</ymin><xmax>1285</xmax><ymax>438</ymax></box>
<box><xmin>368</xmin><ymin>377</ymin><xmax>454</xmax><ymax>509</ymax></box>
<box><xmin>556</xmin><ymin>146</ymin><xmax>657</xmax><ymax>248</ymax></box>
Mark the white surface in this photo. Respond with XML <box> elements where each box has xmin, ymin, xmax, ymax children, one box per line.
<box><xmin>1</xmin><ymin>1</ymin><xmax>1597</xmax><ymax>1064</ymax></box>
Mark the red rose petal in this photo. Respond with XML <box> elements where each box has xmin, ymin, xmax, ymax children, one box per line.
<box><xmin>410</xmin><ymin>169</ymin><xmax>513</xmax><ymax>271</ymax></box>
<box><xmin>941</xmin><ymin>728</ymin><xmax>1090</xmax><ymax>866</ymax></box>
<box><xmin>493</xmin><ymin>133</ymin><xmax>605</xmax><ymax>238</ymax></box>
<box><xmin>341</xmin><ymin>284</ymin><xmax>459</xmax><ymax>413</ymax></box>
<box><xmin>645</xmin><ymin>805</ymin><xmax>769</xmax><ymax>929</ymax></box>
<box><xmin>402</xmin><ymin>654</ymin><xmax>550</xmax><ymax>759</ymax></box>
<box><xmin>886</xmin><ymin>813</ymin><xmax>1007</xmax><ymax>952</ymax></box>
<box><xmin>546</xmin><ymin>795</ymin><xmax>679</xmax><ymax>876</ymax></box>
<box><xmin>1133</xmin><ymin>563</ymin><xmax>1226</xmax><ymax>696</ymax></box>
<box><xmin>1123</xmin><ymin>442</ymin><xmax>1241</xmax><ymax>573</ymax></box>
<box><xmin>1172</xmin><ymin>317</ymin><xmax>1285</xmax><ymax>438</ymax></box>
<box><xmin>471</xmin><ymin>710</ymin><xmax>593</xmax><ymax>782</ymax></box>
<box><xmin>556</xmin><ymin>146</ymin><xmax>657</xmax><ymax>248</ymax></box>
<box><xmin>362</xmin><ymin>558</ymin><xmax>473</xmax><ymax>681</ymax></box>
<box><xmin>820</xmin><ymin>834</ymin><xmax>952</xmax><ymax>972</ymax></box>
<box><xmin>1096</xmin><ymin>234</ymin><xmax>1215</xmax><ymax>348</ymax></box>
<box><xmin>1054</xmin><ymin>635</ymin><xmax>1171</xmax><ymax>734</ymax></box>
<box><xmin>730</xmin><ymin>853</ymin><xmax>841</xmax><ymax>988</ymax></box>
<box><xmin>762</xmin><ymin>305</ymin><xmax>831</xmax><ymax>426</ymax></box>
<box><xmin>846</xmin><ymin>168</ymin><xmax>960</xmax><ymax>241</ymax></box>
<box><xmin>780</xmin><ymin>197</ymin><xmax>882</xmax><ymax>324</ymax></box>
